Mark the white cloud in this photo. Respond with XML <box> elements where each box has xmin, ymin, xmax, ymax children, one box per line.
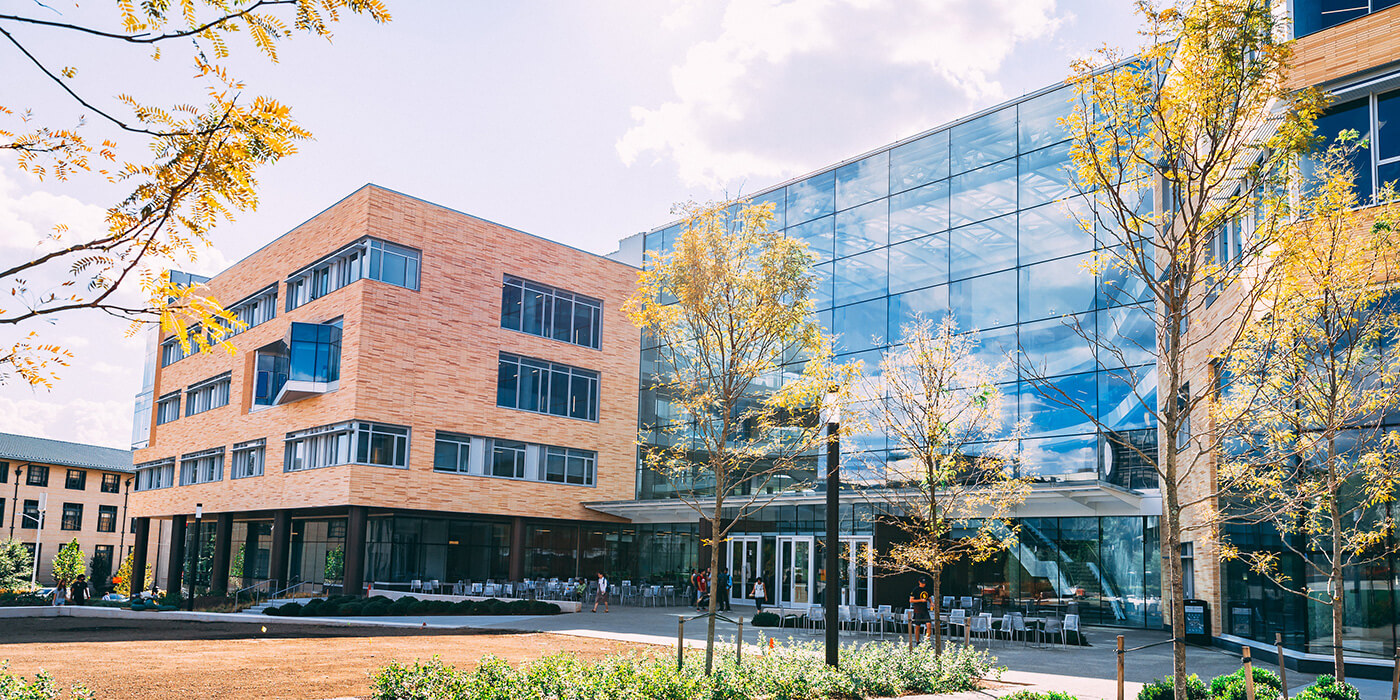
<box><xmin>0</xmin><ymin>395</ymin><xmax>132</xmax><ymax>449</ymax></box>
<box><xmin>618</xmin><ymin>0</ymin><xmax>1064</xmax><ymax>188</ymax></box>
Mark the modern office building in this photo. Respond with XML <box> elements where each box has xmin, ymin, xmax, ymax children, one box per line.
<box><xmin>0</xmin><ymin>432</ymin><xmax>136</xmax><ymax>587</ymax></box>
<box><xmin>126</xmin><ymin>184</ymin><xmax>641</xmax><ymax>597</ymax></box>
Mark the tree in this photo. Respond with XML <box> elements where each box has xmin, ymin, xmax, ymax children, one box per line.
<box><xmin>1216</xmin><ymin>138</ymin><xmax>1400</xmax><ymax>681</ymax></box>
<box><xmin>1055</xmin><ymin>2</ymin><xmax>1323</xmax><ymax>696</ymax></box>
<box><xmin>0</xmin><ymin>0</ymin><xmax>390</xmax><ymax>387</ymax></box>
<box><xmin>0</xmin><ymin>539</ymin><xmax>33</xmax><ymax>589</ymax></box>
<box><xmin>624</xmin><ymin>197</ymin><xmax>849</xmax><ymax>674</ymax></box>
<box><xmin>854</xmin><ymin>316</ymin><xmax>1032</xmax><ymax>653</ymax></box>
<box><xmin>112</xmin><ymin>551</ymin><xmax>153</xmax><ymax>597</ymax></box>
<box><xmin>88</xmin><ymin>551</ymin><xmax>113</xmax><ymax>595</ymax></box>
<box><xmin>51</xmin><ymin>539</ymin><xmax>84</xmax><ymax>588</ymax></box>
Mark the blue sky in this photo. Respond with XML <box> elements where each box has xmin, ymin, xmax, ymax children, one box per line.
<box><xmin>0</xmin><ymin>0</ymin><xmax>1141</xmax><ymax>447</ymax></box>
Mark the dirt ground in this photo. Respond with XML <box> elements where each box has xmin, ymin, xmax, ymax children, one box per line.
<box><xmin>0</xmin><ymin>618</ymin><xmax>650</xmax><ymax>699</ymax></box>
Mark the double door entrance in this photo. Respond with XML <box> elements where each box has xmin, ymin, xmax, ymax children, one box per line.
<box><xmin>726</xmin><ymin>535</ymin><xmax>872</xmax><ymax>609</ymax></box>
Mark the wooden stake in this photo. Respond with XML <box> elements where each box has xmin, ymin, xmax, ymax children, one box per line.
<box><xmin>677</xmin><ymin>619</ymin><xmax>685</xmax><ymax>671</ymax></box>
<box><xmin>1276</xmin><ymin>633</ymin><xmax>1288</xmax><ymax>698</ymax></box>
<box><xmin>1117</xmin><ymin>635</ymin><xmax>1126</xmax><ymax>700</ymax></box>
<box><xmin>736</xmin><ymin>617</ymin><xmax>743</xmax><ymax>667</ymax></box>
<box><xmin>1244</xmin><ymin>647</ymin><xmax>1256</xmax><ymax>700</ymax></box>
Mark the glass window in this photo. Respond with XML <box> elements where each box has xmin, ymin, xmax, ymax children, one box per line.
<box><xmin>284</xmin><ymin>422</ymin><xmax>354</xmax><ymax>472</ymax></box>
<box><xmin>1019</xmin><ymin>197</ymin><xmax>1095</xmax><ymax>265</ymax></box>
<box><xmin>890</xmin><ymin>131</ymin><xmax>949</xmax><ymax>192</ymax></box>
<box><xmin>1293</xmin><ymin>0</ymin><xmax>1370</xmax><ymax>37</ymax></box>
<box><xmin>1019</xmin><ymin>86</ymin><xmax>1073</xmax><ymax>152</ymax></box>
<box><xmin>950</xmin><ymin>214</ymin><xmax>1018</xmax><ymax>280</ymax></box>
<box><xmin>1098</xmin><ymin>307</ymin><xmax>1155</xmax><ymax>368</ymax></box>
<box><xmin>61</xmin><ymin>503</ymin><xmax>82</xmax><ymax>531</ymax></box>
<box><xmin>786</xmin><ymin>170</ymin><xmax>835</xmax><ymax>225</ymax></box>
<box><xmin>836</xmin><ymin>152</ymin><xmax>889</xmax><ymax>210</ymax></box>
<box><xmin>97</xmin><ymin>505</ymin><xmax>117</xmax><ymax>533</ymax></box>
<box><xmin>834</xmin><ymin>298</ymin><xmax>888</xmax><ymax>355</ymax></box>
<box><xmin>496</xmin><ymin>353</ymin><xmax>599</xmax><ymax>421</ymax></box>
<box><xmin>159</xmin><ymin>336</ymin><xmax>186</xmax><ymax>367</ymax></box>
<box><xmin>1306</xmin><ymin>97</ymin><xmax>1372</xmax><ymax>199</ymax></box>
<box><xmin>1019</xmin><ymin>316</ymin><xmax>1097</xmax><ymax>378</ymax></box>
<box><xmin>155</xmin><ymin>392</ymin><xmax>180</xmax><ymax>425</ymax></box>
<box><xmin>26</xmin><ymin>465</ymin><xmax>48</xmax><ymax>487</ymax></box>
<box><xmin>134</xmin><ymin>458</ymin><xmax>175</xmax><ymax>491</ymax></box>
<box><xmin>1378</xmin><ymin>88</ymin><xmax>1400</xmax><ymax>162</ymax></box>
<box><xmin>888</xmin><ymin>233</ymin><xmax>948</xmax><ymax>294</ymax></box>
<box><xmin>434</xmin><ymin>432</ymin><xmax>473</xmax><ymax>474</ymax></box>
<box><xmin>950</xmin><ymin>107</ymin><xmax>1017</xmax><ymax>174</ymax></box>
<box><xmin>789</xmin><ymin>215</ymin><xmax>835</xmax><ymax>264</ymax></box>
<box><xmin>545</xmin><ymin>446</ymin><xmax>596</xmax><ymax>486</ymax></box>
<box><xmin>950</xmin><ymin>160</ymin><xmax>1017</xmax><ymax>227</ymax></box>
<box><xmin>833</xmin><ymin>248</ymin><xmax>888</xmax><ymax>306</ymax></box>
<box><xmin>20</xmin><ymin>500</ymin><xmax>39</xmax><ymax>529</ymax></box>
<box><xmin>889</xmin><ymin>179</ymin><xmax>949</xmax><ymax>243</ymax></box>
<box><xmin>1099</xmin><ymin>365</ymin><xmax>1156</xmax><ymax>431</ymax></box>
<box><xmin>1021</xmin><ymin>434</ymin><xmax>1098</xmax><ymax>480</ymax></box>
<box><xmin>100</xmin><ymin>473</ymin><xmax>120</xmax><ymax>493</ymax></box>
<box><xmin>231</xmin><ymin>439</ymin><xmax>266</xmax><ymax>479</ymax></box>
<box><xmin>179</xmin><ymin>448</ymin><xmax>224</xmax><ymax>485</ymax></box>
<box><xmin>185</xmin><ymin>372</ymin><xmax>232</xmax><ymax>417</ymax></box>
<box><xmin>951</xmin><ymin>270</ymin><xmax>1017</xmax><ymax>330</ymax></box>
<box><xmin>500</xmin><ymin>276</ymin><xmax>603</xmax><ymax>349</ymax></box>
<box><xmin>835</xmin><ymin>200</ymin><xmax>888</xmax><ymax>258</ymax></box>
<box><xmin>285</xmin><ymin>237</ymin><xmax>419</xmax><ymax>311</ymax></box>
<box><xmin>1020</xmin><ymin>253</ymin><xmax>1097</xmax><ymax>321</ymax></box>
<box><xmin>357</xmin><ymin>423</ymin><xmax>409</xmax><ymax>468</ymax></box>
<box><xmin>810</xmin><ymin>262</ymin><xmax>833</xmax><ymax>310</ymax></box>
<box><xmin>1020</xmin><ymin>372</ymin><xmax>1097</xmax><ymax>437</ymax></box>
<box><xmin>968</xmin><ymin>328</ymin><xmax>1019</xmax><ymax>375</ymax></box>
<box><xmin>1019</xmin><ymin>141</ymin><xmax>1076</xmax><ymax>208</ymax></box>
<box><xmin>491</xmin><ymin>440</ymin><xmax>527</xmax><ymax>479</ymax></box>
<box><xmin>888</xmin><ymin>285</ymin><xmax>949</xmax><ymax>343</ymax></box>
<box><xmin>751</xmin><ymin>189</ymin><xmax>787</xmax><ymax>230</ymax></box>
<box><xmin>65</xmin><ymin>469</ymin><xmax>85</xmax><ymax>490</ymax></box>
<box><xmin>1098</xmin><ymin>247</ymin><xmax>1152</xmax><ymax>308</ymax></box>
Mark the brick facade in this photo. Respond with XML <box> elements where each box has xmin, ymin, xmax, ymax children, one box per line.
<box><xmin>2</xmin><ymin>461</ymin><xmax>134</xmax><ymax>587</ymax></box>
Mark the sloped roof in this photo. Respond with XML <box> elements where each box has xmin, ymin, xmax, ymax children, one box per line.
<box><xmin>0</xmin><ymin>432</ymin><xmax>134</xmax><ymax>473</ymax></box>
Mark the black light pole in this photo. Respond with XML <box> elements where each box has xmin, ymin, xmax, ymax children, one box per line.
<box><xmin>825</xmin><ymin>396</ymin><xmax>841</xmax><ymax>667</ymax></box>
<box><xmin>186</xmin><ymin>503</ymin><xmax>202</xmax><ymax>611</ymax></box>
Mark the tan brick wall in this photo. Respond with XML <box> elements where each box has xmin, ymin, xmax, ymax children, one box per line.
<box><xmin>131</xmin><ymin>186</ymin><xmax>639</xmax><ymax>524</ymax></box>
<box><xmin>2</xmin><ymin>463</ymin><xmax>134</xmax><ymax>587</ymax></box>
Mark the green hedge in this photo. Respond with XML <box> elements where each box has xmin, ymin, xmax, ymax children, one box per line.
<box><xmin>372</xmin><ymin>640</ymin><xmax>997</xmax><ymax>700</ymax></box>
<box><xmin>264</xmin><ymin>595</ymin><xmax>561</xmax><ymax>617</ymax></box>
<box><xmin>1139</xmin><ymin>669</ymin><xmax>1358</xmax><ymax>700</ymax></box>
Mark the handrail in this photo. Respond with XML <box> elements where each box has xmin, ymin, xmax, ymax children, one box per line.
<box><xmin>232</xmin><ymin>579</ymin><xmax>273</xmax><ymax>608</ymax></box>
<box><xmin>269</xmin><ymin>580</ymin><xmax>315</xmax><ymax>600</ymax></box>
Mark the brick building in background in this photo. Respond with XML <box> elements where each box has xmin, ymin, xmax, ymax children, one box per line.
<box><xmin>0</xmin><ymin>433</ymin><xmax>135</xmax><ymax>587</ymax></box>
<box><xmin>127</xmin><ymin>184</ymin><xmax>639</xmax><ymax>598</ymax></box>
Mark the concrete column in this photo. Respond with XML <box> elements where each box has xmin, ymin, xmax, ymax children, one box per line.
<box><xmin>130</xmin><ymin>517</ymin><xmax>150</xmax><ymax>594</ymax></box>
<box><xmin>268</xmin><ymin>510</ymin><xmax>292</xmax><ymax>591</ymax></box>
<box><xmin>343</xmin><ymin>507</ymin><xmax>368</xmax><ymax>596</ymax></box>
<box><xmin>509</xmin><ymin>517</ymin><xmax>525</xmax><ymax>580</ymax></box>
<box><xmin>165</xmin><ymin>514</ymin><xmax>187</xmax><ymax>597</ymax></box>
<box><xmin>210</xmin><ymin>513</ymin><xmax>234</xmax><ymax>594</ymax></box>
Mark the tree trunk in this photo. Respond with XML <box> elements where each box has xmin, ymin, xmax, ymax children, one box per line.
<box><xmin>705</xmin><ymin>505</ymin><xmax>722</xmax><ymax>675</ymax></box>
<box><xmin>932</xmin><ymin>566</ymin><xmax>943</xmax><ymax>654</ymax></box>
<box><xmin>1328</xmin><ymin>437</ymin><xmax>1346</xmax><ymax>683</ymax></box>
<box><xmin>1164</xmin><ymin>502</ymin><xmax>1188</xmax><ymax>700</ymax></box>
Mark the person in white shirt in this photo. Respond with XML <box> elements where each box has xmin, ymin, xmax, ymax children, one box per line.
<box><xmin>751</xmin><ymin>579</ymin><xmax>767</xmax><ymax>612</ymax></box>
<box><xmin>592</xmin><ymin>572</ymin><xmax>610</xmax><ymax>613</ymax></box>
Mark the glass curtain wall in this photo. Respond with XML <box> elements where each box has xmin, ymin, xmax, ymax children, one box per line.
<box><xmin>229</xmin><ymin>521</ymin><xmax>272</xmax><ymax>591</ymax></box>
<box><xmin>364</xmin><ymin>516</ymin><xmax>512</xmax><ymax>584</ymax></box>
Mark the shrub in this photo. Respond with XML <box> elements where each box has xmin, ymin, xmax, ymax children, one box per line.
<box><xmin>1295</xmin><ymin>675</ymin><xmax>1360</xmax><ymax>700</ymax></box>
<box><xmin>388</xmin><ymin>596</ymin><xmax>418</xmax><ymax>615</ymax></box>
<box><xmin>1004</xmin><ymin>691</ymin><xmax>1081</xmax><ymax>700</ymax></box>
<box><xmin>751</xmin><ymin>611</ymin><xmax>780</xmax><ymax>627</ymax></box>
<box><xmin>1140</xmin><ymin>675</ymin><xmax>1210</xmax><ymax>700</ymax></box>
<box><xmin>277</xmin><ymin>602</ymin><xmax>302</xmax><ymax>617</ymax></box>
<box><xmin>0</xmin><ymin>663</ymin><xmax>93</xmax><ymax>700</ymax></box>
<box><xmin>363</xmin><ymin>601</ymin><xmax>392</xmax><ymax>616</ymax></box>
<box><xmin>1210</xmin><ymin>666</ymin><xmax>1282</xmax><ymax>700</ymax></box>
<box><xmin>299</xmin><ymin>599</ymin><xmax>324</xmax><ymax>617</ymax></box>
<box><xmin>337</xmin><ymin>602</ymin><xmax>364</xmax><ymax>616</ymax></box>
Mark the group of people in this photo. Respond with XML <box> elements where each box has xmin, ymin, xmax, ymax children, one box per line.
<box><xmin>689</xmin><ymin>567</ymin><xmax>735</xmax><ymax>612</ymax></box>
<box><xmin>49</xmin><ymin>575</ymin><xmax>89</xmax><ymax>606</ymax></box>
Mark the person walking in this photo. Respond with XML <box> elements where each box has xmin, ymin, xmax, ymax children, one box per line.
<box><xmin>690</xmin><ymin>569</ymin><xmax>702</xmax><ymax>608</ymax></box>
<box><xmin>69</xmin><ymin>575</ymin><xmax>88</xmax><ymax>606</ymax></box>
<box><xmin>719</xmin><ymin>568</ymin><xmax>732</xmax><ymax>612</ymax></box>
<box><xmin>591</xmin><ymin>572</ymin><xmax>610</xmax><ymax>613</ymax></box>
<box><xmin>696</xmin><ymin>569</ymin><xmax>710</xmax><ymax>611</ymax></box>
<box><xmin>908</xmin><ymin>578</ymin><xmax>933</xmax><ymax>644</ymax></box>
<box><xmin>51</xmin><ymin>583</ymin><xmax>67</xmax><ymax>607</ymax></box>
<box><xmin>751</xmin><ymin>578</ymin><xmax>767</xmax><ymax>612</ymax></box>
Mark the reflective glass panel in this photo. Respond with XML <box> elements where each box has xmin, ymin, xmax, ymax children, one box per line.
<box><xmin>1019</xmin><ymin>253</ymin><xmax>1097</xmax><ymax>321</ymax></box>
<box><xmin>1019</xmin><ymin>141</ymin><xmax>1076</xmax><ymax>208</ymax></box>
<box><xmin>1020</xmin><ymin>372</ymin><xmax>1097</xmax><ymax>437</ymax></box>
<box><xmin>1019</xmin><ymin>197</ymin><xmax>1095</xmax><ymax>265</ymax></box>
<box><xmin>787</xmin><ymin>171</ymin><xmax>836</xmax><ymax>225</ymax></box>
<box><xmin>789</xmin><ymin>215</ymin><xmax>835</xmax><ymax>263</ymax></box>
<box><xmin>951</xmin><ymin>270</ymin><xmax>1016</xmax><ymax>330</ymax></box>
<box><xmin>1021</xmin><ymin>434</ymin><xmax>1097</xmax><ymax>480</ymax></box>
<box><xmin>949</xmin><ymin>214</ymin><xmax>1017</xmax><ymax>280</ymax></box>
<box><xmin>752</xmin><ymin>189</ymin><xmax>787</xmax><ymax>230</ymax></box>
<box><xmin>888</xmin><ymin>233</ymin><xmax>948</xmax><ymax>294</ymax></box>
<box><xmin>1018</xmin><ymin>86</ymin><xmax>1073</xmax><ymax>153</ymax></box>
<box><xmin>950</xmin><ymin>160</ymin><xmax>1017</xmax><ymax>227</ymax></box>
<box><xmin>888</xmin><ymin>284</ymin><xmax>948</xmax><ymax>343</ymax></box>
<box><xmin>1098</xmin><ymin>366</ymin><xmax>1156</xmax><ymax>430</ymax></box>
<box><xmin>834</xmin><ymin>297</ymin><xmax>889</xmax><ymax>354</ymax></box>
<box><xmin>890</xmin><ymin>131</ymin><xmax>949</xmax><ymax>192</ymax></box>
<box><xmin>1019</xmin><ymin>315</ymin><xmax>1096</xmax><ymax>378</ymax></box>
<box><xmin>835</xmin><ymin>200</ymin><xmax>888</xmax><ymax>258</ymax></box>
<box><xmin>1098</xmin><ymin>307</ymin><xmax>1155</xmax><ymax>368</ymax></box>
<box><xmin>889</xmin><ymin>180</ymin><xmax>949</xmax><ymax>242</ymax></box>
<box><xmin>836</xmin><ymin>152</ymin><xmax>889</xmax><ymax>210</ymax></box>
<box><xmin>1378</xmin><ymin>88</ymin><xmax>1400</xmax><ymax>162</ymax></box>
<box><xmin>811</xmin><ymin>262</ymin><xmax>834</xmax><ymax>310</ymax></box>
<box><xmin>1307</xmin><ymin>97</ymin><xmax>1372</xmax><ymax>199</ymax></box>
<box><xmin>951</xmin><ymin>107</ymin><xmax>1017</xmax><ymax>174</ymax></box>
<box><xmin>833</xmin><ymin>248</ymin><xmax>888</xmax><ymax>306</ymax></box>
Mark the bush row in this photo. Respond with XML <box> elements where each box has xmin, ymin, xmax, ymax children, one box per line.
<box><xmin>265</xmin><ymin>594</ymin><xmax>561</xmax><ymax>617</ymax></box>
<box><xmin>1139</xmin><ymin>669</ymin><xmax>1358</xmax><ymax>700</ymax></box>
<box><xmin>371</xmin><ymin>639</ymin><xmax>996</xmax><ymax>700</ymax></box>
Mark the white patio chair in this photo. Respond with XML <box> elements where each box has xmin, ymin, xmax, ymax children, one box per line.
<box><xmin>941</xmin><ymin>595</ymin><xmax>955</xmax><ymax>610</ymax></box>
<box><xmin>947</xmin><ymin>608</ymin><xmax>966</xmax><ymax>638</ymax></box>
<box><xmin>837</xmin><ymin>605</ymin><xmax>855</xmax><ymax>632</ymax></box>
<box><xmin>663</xmin><ymin>585</ymin><xmax>676</xmax><ymax>606</ymax></box>
<box><xmin>427</xmin><ymin>579</ymin><xmax>439</xmax><ymax>594</ymax></box>
<box><xmin>998</xmin><ymin>614</ymin><xmax>1013</xmax><ymax>644</ymax></box>
<box><xmin>970</xmin><ymin>613</ymin><xmax>993</xmax><ymax>646</ymax></box>
<box><xmin>410</xmin><ymin>579</ymin><xmax>422</xmax><ymax>593</ymax></box>
<box><xmin>1042</xmin><ymin>617</ymin><xmax>1065</xmax><ymax>648</ymax></box>
<box><xmin>877</xmin><ymin>604</ymin><xmax>895</xmax><ymax>639</ymax></box>
<box><xmin>1011</xmin><ymin>612</ymin><xmax>1030</xmax><ymax>646</ymax></box>
<box><xmin>1063</xmin><ymin>614</ymin><xmax>1080</xmax><ymax>646</ymax></box>
<box><xmin>503</xmin><ymin>583</ymin><xmax>514</xmax><ymax>598</ymax></box>
<box><xmin>807</xmin><ymin>605</ymin><xmax>825</xmax><ymax>631</ymax></box>
<box><xmin>959</xmin><ymin>596</ymin><xmax>974</xmax><ymax>609</ymax></box>
<box><xmin>858</xmin><ymin>607</ymin><xmax>881</xmax><ymax>636</ymax></box>
<box><xmin>470</xmin><ymin>582</ymin><xmax>483</xmax><ymax>595</ymax></box>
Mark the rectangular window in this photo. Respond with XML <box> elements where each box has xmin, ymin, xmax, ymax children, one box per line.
<box><xmin>21</xmin><ymin>500</ymin><xmax>39</xmax><ymax>529</ymax></box>
<box><xmin>61</xmin><ymin>503</ymin><xmax>82</xmax><ymax>531</ymax></box>
<box><xmin>65</xmin><ymin>469</ymin><xmax>86</xmax><ymax>490</ymax></box>
<box><xmin>160</xmin><ymin>336</ymin><xmax>186</xmax><ymax>367</ymax></box>
<box><xmin>101</xmin><ymin>473</ymin><xmax>121</xmax><ymax>493</ymax></box>
<box><xmin>544</xmin><ymin>446</ymin><xmax>596</xmax><ymax>486</ymax></box>
<box><xmin>285</xmin><ymin>237</ymin><xmax>420</xmax><ymax>311</ymax></box>
<box><xmin>97</xmin><ymin>505</ymin><xmax>117</xmax><ymax>533</ymax></box>
<box><xmin>93</xmin><ymin>545</ymin><xmax>114</xmax><ymax>571</ymax></box>
<box><xmin>500</xmin><ymin>276</ymin><xmax>603</xmax><ymax>349</ymax></box>
<box><xmin>221</xmin><ymin>284</ymin><xmax>277</xmax><ymax>336</ymax></box>
<box><xmin>185</xmin><ymin>372</ymin><xmax>232</xmax><ymax>417</ymax></box>
<box><xmin>134</xmin><ymin>458</ymin><xmax>176</xmax><ymax>491</ymax></box>
<box><xmin>284</xmin><ymin>421</ymin><xmax>409</xmax><ymax>472</ymax></box>
<box><xmin>0</xmin><ymin>461</ymin><xmax>8</xmax><ymax>483</ymax></box>
<box><xmin>26</xmin><ymin>465</ymin><xmax>48</xmax><ymax>487</ymax></box>
<box><xmin>155</xmin><ymin>392</ymin><xmax>181</xmax><ymax>425</ymax></box>
<box><xmin>433</xmin><ymin>432</ymin><xmax>473</xmax><ymax>474</ymax></box>
<box><xmin>496</xmin><ymin>353</ymin><xmax>599</xmax><ymax>421</ymax></box>
<box><xmin>179</xmin><ymin>447</ymin><xmax>225</xmax><ymax>485</ymax></box>
<box><xmin>490</xmin><ymin>439</ymin><xmax>527</xmax><ymax>479</ymax></box>
<box><xmin>230</xmin><ymin>439</ymin><xmax>266</xmax><ymax>479</ymax></box>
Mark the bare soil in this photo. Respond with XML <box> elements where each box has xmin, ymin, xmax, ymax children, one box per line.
<box><xmin>0</xmin><ymin>617</ymin><xmax>648</xmax><ymax>699</ymax></box>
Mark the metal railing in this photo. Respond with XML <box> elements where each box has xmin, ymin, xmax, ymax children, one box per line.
<box><xmin>231</xmin><ymin>579</ymin><xmax>273</xmax><ymax>609</ymax></box>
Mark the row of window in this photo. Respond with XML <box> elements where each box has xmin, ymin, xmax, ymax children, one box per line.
<box><xmin>15</xmin><ymin>500</ymin><xmax>118</xmax><ymax>532</ymax></box>
<box><xmin>501</xmin><ymin>275</ymin><xmax>603</xmax><ymax>349</ymax></box>
<box><xmin>1309</xmin><ymin>85</ymin><xmax>1400</xmax><ymax>203</ymax></box>
<box><xmin>155</xmin><ymin>373</ymin><xmax>232</xmax><ymax>425</ymax></box>
<box><xmin>433</xmin><ymin>431</ymin><xmax>597</xmax><ymax>486</ymax></box>
<box><xmin>6</xmin><ymin>464</ymin><xmax>121</xmax><ymax>492</ymax></box>
<box><xmin>496</xmin><ymin>353</ymin><xmax>600</xmax><ymax>421</ymax></box>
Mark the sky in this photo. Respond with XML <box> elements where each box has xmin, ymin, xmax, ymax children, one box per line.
<box><xmin>0</xmin><ymin>0</ymin><xmax>1143</xmax><ymax>448</ymax></box>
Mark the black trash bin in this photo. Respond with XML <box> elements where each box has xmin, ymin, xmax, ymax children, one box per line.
<box><xmin>1182</xmin><ymin>598</ymin><xmax>1212</xmax><ymax>645</ymax></box>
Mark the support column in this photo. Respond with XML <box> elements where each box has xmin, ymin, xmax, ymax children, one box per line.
<box><xmin>343</xmin><ymin>506</ymin><xmax>368</xmax><ymax>597</ymax></box>
<box><xmin>165</xmin><ymin>514</ymin><xmax>187</xmax><ymax>597</ymax></box>
<box><xmin>241</xmin><ymin>522</ymin><xmax>260</xmax><ymax>581</ymax></box>
<box><xmin>699</xmin><ymin>518</ymin><xmax>713</xmax><ymax>573</ymax></box>
<box><xmin>130</xmin><ymin>517</ymin><xmax>150</xmax><ymax>594</ymax></box>
<box><xmin>268</xmin><ymin>510</ymin><xmax>292</xmax><ymax>591</ymax></box>
<box><xmin>210</xmin><ymin>513</ymin><xmax>234</xmax><ymax>594</ymax></box>
<box><xmin>509</xmin><ymin>517</ymin><xmax>526</xmax><ymax>581</ymax></box>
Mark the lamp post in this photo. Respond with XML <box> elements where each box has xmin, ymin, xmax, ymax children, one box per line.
<box><xmin>29</xmin><ymin>493</ymin><xmax>46</xmax><ymax>588</ymax></box>
<box><xmin>825</xmin><ymin>390</ymin><xmax>841</xmax><ymax>667</ymax></box>
<box><xmin>187</xmin><ymin>503</ymin><xmax>202</xmax><ymax>611</ymax></box>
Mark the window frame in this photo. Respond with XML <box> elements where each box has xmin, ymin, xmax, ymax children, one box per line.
<box><xmin>60</xmin><ymin>502</ymin><xmax>83</xmax><ymax>531</ymax></box>
<box><xmin>496</xmin><ymin>352</ymin><xmax>600</xmax><ymax>422</ymax></box>
<box><xmin>25</xmin><ymin>465</ymin><xmax>48</xmax><ymax>487</ymax></box>
<box><xmin>65</xmin><ymin>469</ymin><xmax>86</xmax><ymax>490</ymax></box>
<box><xmin>100</xmin><ymin>473</ymin><xmax>121</xmax><ymax>494</ymax></box>
<box><xmin>97</xmin><ymin>505</ymin><xmax>118</xmax><ymax>533</ymax></box>
<box><xmin>230</xmin><ymin>438</ymin><xmax>266</xmax><ymax>479</ymax></box>
<box><xmin>283</xmin><ymin>421</ymin><xmax>410</xmax><ymax>472</ymax></box>
<box><xmin>284</xmin><ymin>237</ymin><xmax>421</xmax><ymax>311</ymax></box>
<box><xmin>500</xmin><ymin>275</ymin><xmax>604</xmax><ymax>350</ymax></box>
<box><xmin>155</xmin><ymin>391</ymin><xmax>181</xmax><ymax>425</ymax></box>
<box><xmin>185</xmin><ymin>372</ymin><xmax>232</xmax><ymax>417</ymax></box>
<box><xmin>179</xmin><ymin>447</ymin><xmax>225</xmax><ymax>486</ymax></box>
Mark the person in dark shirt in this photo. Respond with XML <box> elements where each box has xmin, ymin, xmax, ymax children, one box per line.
<box><xmin>908</xmin><ymin>578</ymin><xmax>933</xmax><ymax>643</ymax></box>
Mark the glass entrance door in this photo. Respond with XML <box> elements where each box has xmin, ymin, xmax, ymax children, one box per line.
<box><xmin>777</xmin><ymin>536</ymin><xmax>814</xmax><ymax>608</ymax></box>
<box><xmin>727</xmin><ymin>537</ymin><xmax>762</xmax><ymax>605</ymax></box>
<box><xmin>841</xmin><ymin>536</ymin><xmax>874</xmax><ymax>608</ymax></box>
